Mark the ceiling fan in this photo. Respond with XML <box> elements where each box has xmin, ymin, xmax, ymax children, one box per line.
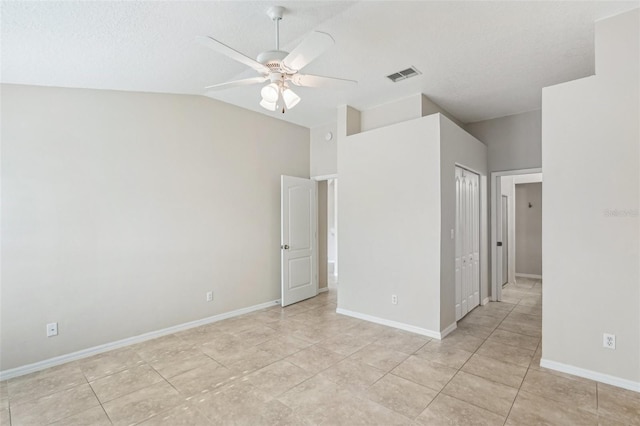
<box><xmin>197</xmin><ymin>6</ymin><xmax>356</xmax><ymax>113</ymax></box>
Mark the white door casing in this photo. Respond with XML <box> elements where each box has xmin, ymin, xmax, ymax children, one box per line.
<box><xmin>501</xmin><ymin>195</ymin><xmax>509</xmax><ymax>285</ymax></box>
<box><xmin>455</xmin><ymin>167</ymin><xmax>480</xmax><ymax>321</ymax></box>
<box><xmin>281</xmin><ymin>176</ymin><xmax>317</xmax><ymax>307</ymax></box>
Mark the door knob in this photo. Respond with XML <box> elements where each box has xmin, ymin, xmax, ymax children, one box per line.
<box><xmin>281</xmin><ymin>244</ymin><xmax>290</xmax><ymax>250</ymax></box>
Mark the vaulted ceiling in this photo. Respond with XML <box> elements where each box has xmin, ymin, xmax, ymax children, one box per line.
<box><xmin>2</xmin><ymin>1</ymin><xmax>638</xmax><ymax>128</ymax></box>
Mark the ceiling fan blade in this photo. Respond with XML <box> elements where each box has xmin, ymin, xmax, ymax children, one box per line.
<box><xmin>282</xmin><ymin>31</ymin><xmax>335</xmax><ymax>72</ymax></box>
<box><xmin>205</xmin><ymin>76</ymin><xmax>268</xmax><ymax>91</ymax></box>
<box><xmin>290</xmin><ymin>73</ymin><xmax>357</xmax><ymax>89</ymax></box>
<box><xmin>196</xmin><ymin>35</ymin><xmax>269</xmax><ymax>74</ymax></box>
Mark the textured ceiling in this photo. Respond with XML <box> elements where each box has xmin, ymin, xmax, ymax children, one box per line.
<box><xmin>2</xmin><ymin>1</ymin><xmax>639</xmax><ymax>128</ymax></box>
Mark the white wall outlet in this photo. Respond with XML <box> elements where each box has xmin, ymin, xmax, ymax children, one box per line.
<box><xmin>391</xmin><ymin>294</ymin><xmax>398</xmax><ymax>305</ymax></box>
<box><xmin>206</xmin><ymin>291</ymin><xmax>213</xmax><ymax>302</ymax></box>
<box><xmin>450</xmin><ymin>229</ymin><xmax>454</xmax><ymax>239</ymax></box>
<box><xmin>47</xmin><ymin>322</ymin><xmax>58</xmax><ymax>337</ymax></box>
<box><xmin>603</xmin><ymin>333</ymin><xmax>616</xmax><ymax>349</ymax></box>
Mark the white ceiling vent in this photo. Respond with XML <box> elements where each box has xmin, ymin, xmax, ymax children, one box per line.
<box><xmin>386</xmin><ymin>66</ymin><xmax>421</xmax><ymax>83</ymax></box>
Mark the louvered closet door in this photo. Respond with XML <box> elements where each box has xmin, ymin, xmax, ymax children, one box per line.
<box><xmin>455</xmin><ymin>167</ymin><xmax>480</xmax><ymax>321</ymax></box>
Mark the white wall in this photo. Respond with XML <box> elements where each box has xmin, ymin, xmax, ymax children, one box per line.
<box><xmin>310</xmin><ymin>122</ymin><xmax>337</xmax><ymax>178</ymax></box>
<box><xmin>0</xmin><ymin>84</ymin><xmax>310</xmax><ymax>371</ymax></box>
<box><xmin>466</xmin><ymin>109</ymin><xmax>541</xmax><ymax>173</ymax></box>
<box><xmin>337</xmin><ymin>115</ymin><xmax>442</xmax><ymax>334</ymax></box>
<box><xmin>439</xmin><ymin>116</ymin><xmax>488</xmax><ymax>329</ymax></box>
<box><xmin>542</xmin><ymin>9</ymin><xmax>639</xmax><ymax>388</ymax></box>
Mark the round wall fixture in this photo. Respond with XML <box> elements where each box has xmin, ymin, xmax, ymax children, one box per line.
<box><xmin>325</xmin><ymin>132</ymin><xmax>333</xmax><ymax>141</ymax></box>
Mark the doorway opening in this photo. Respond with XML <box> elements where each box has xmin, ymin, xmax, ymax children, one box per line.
<box><xmin>316</xmin><ymin>176</ymin><xmax>338</xmax><ymax>292</ymax></box>
<box><xmin>491</xmin><ymin>169</ymin><xmax>542</xmax><ymax>301</ymax></box>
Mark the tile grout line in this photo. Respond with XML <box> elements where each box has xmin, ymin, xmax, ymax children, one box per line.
<box><xmin>407</xmin><ymin>306</ymin><xmax>514</xmax><ymax>422</ymax></box>
<box><xmin>501</xmin><ymin>281</ymin><xmax>542</xmax><ymax>425</ymax></box>
<box><xmin>426</xmin><ymin>291</ymin><xmax>537</xmax><ymax>424</ymax></box>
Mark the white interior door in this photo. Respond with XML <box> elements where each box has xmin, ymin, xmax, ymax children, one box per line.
<box><xmin>281</xmin><ymin>176</ymin><xmax>317</xmax><ymax>307</ymax></box>
<box><xmin>455</xmin><ymin>167</ymin><xmax>480</xmax><ymax>321</ymax></box>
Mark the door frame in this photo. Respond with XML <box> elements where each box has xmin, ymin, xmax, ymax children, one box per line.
<box><xmin>491</xmin><ymin>168</ymin><xmax>542</xmax><ymax>301</ymax></box>
<box><xmin>454</xmin><ymin>165</ymin><xmax>482</xmax><ymax>320</ymax></box>
<box><xmin>312</xmin><ymin>174</ymin><xmax>338</xmax><ymax>294</ymax></box>
<box><xmin>500</xmin><ymin>195</ymin><xmax>509</xmax><ymax>286</ymax></box>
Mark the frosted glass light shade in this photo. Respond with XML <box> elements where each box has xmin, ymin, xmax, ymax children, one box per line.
<box><xmin>282</xmin><ymin>88</ymin><xmax>301</xmax><ymax>109</ymax></box>
<box><xmin>260</xmin><ymin>83</ymin><xmax>279</xmax><ymax>103</ymax></box>
<box><xmin>259</xmin><ymin>99</ymin><xmax>277</xmax><ymax>111</ymax></box>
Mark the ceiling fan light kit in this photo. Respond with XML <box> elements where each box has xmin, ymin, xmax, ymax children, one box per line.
<box><xmin>197</xmin><ymin>5</ymin><xmax>356</xmax><ymax>114</ymax></box>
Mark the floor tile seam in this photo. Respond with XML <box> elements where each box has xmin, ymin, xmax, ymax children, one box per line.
<box><xmin>424</xmin><ymin>386</ymin><xmax>509</xmax><ymax>423</ymax></box>
<box><xmin>42</xmin><ymin>382</ymin><xmax>107</xmax><ymax>426</ymax></box>
<box><xmin>317</xmin><ymin>372</ymin><xmax>416</xmax><ymax>423</ymax></box>
<box><xmin>455</xmin><ymin>368</ymin><xmax>525</xmax><ymax>392</ymax></box>
<box><xmin>485</xmin><ymin>336</ymin><xmax>540</xmax><ymax>352</ymax></box>
<box><xmin>438</xmin><ymin>383</ymin><xmax>514</xmax><ymax>419</ymax></box>
<box><xmin>495</xmin><ymin>326</ymin><xmax>541</xmax><ymax>339</ymax></box>
<box><xmin>512</xmin><ymin>387</ymin><xmax>602</xmax><ymax>420</ymax></box>
<box><xmin>503</xmin><ymin>338</ymin><xmax>541</xmax><ymax>424</ymax></box>
<box><xmin>285</xmin><ymin>350</ymin><xmax>348</xmax><ymax>376</ymax></box>
<box><xmin>8</xmin><ymin>375</ymin><xmax>93</xmax><ymax>409</ymax></box>
<box><xmin>127</xmin><ymin>393</ymin><xmax>191</xmax><ymax>426</ymax></box>
<box><xmin>364</xmin><ymin>372</ymin><xmax>428</xmax><ymax>421</ymax></box>
<box><xmin>93</xmin><ymin>364</ymin><xmax>172</xmax><ymax>406</ymax></box>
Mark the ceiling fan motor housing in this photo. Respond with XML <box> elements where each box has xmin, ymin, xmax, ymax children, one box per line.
<box><xmin>256</xmin><ymin>50</ymin><xmax>291</xmax><ymax>74</ymax></box>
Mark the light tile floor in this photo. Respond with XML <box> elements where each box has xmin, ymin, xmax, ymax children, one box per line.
<box><xmin>3</xmin><ymin>278</ymin><xmax>640</xmax><ymax>425</ymax></box>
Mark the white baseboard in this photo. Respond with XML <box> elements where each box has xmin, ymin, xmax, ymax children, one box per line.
<box><xmin>440</xmin><ymin>322</ymin><xmax>457</xmax><ymax>339</ymax></box>
<box><xmin>516</xmin><ymin>273</ymin><xmax>542</xmax><ymax>279</ymax></box>
<box><xmin>318</xmin><ymin>287</ymin><xmax>329</xmax><ymax>293</ymax></box>
<box><xmin>482</xmin><ymin>297</ymin><xmax>491</xmax><ymax>306</ymax></box>
<box><xmin>0</xmin><ymin>299</ymin><xmax>280</xmax><ymax>381</ymax></box>
<box><xmin>540</xmin><ymin>358</ymin><xmax>640</xmax><ymax>393</ymax></box>
<box><xmin>336</xmin><ymin>308</ymin><xmax>452</xmax><ymax>340</ymax></box>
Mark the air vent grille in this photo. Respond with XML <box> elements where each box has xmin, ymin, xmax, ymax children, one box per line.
<box><xmin>386</xmin><ymin>66</ymin><xmax>421</xmax><ymax>83</ymax></box>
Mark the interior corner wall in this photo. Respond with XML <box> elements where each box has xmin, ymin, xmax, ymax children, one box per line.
<box><xmin>439</xmin><ymin>116</ymin><xmax>488</xmax><ymax>330</ymax></box>
<box><xmin>542</xmin><ymin>8</ymin><xmax>640</xmax><ymax>387</ymax></box>
<box><xmin>0</xmin><ymin>84</ymin><xmax>310</xmax><ymax>371</ymax></box>
<box><xmin>466</xmin><ymin>109</ymin><xmax>541</xmax><ymax>173</ymax></box>
<box><xmin>310</xmin><ymin>122</ymin><xmax>337</xmax><ymax>177</ymax></box>
<box><xmin>337</xmin><ymin>115</ymin><xmax>442</xmax><ymax>334</ymax></box>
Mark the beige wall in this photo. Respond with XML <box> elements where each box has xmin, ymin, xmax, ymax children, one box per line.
<box><xmin>337</xmin><ymin>112</ymin><xmax>487</xmax><ymax>336</ymax></box>
<box><xmin>466</xmin><ymin>109</ymin><xmax>541</xmax><ymax>173</ymax></box>
<box><xmin>542</xmin><ymin>9</ymin><xmax>639</xmax><ymax>387</ymax></box>
<box><xmin>0</xmin><ymin>84</ymin><xmax>310</xmax><ymax>371</ymax></box>
<box><xmin>439</xmin><ymin>116</ymin><xmax>488</xmax><ymax>330</ymax></box>
<box><xmin>515</xmin><ymin>183</ymin><xmax>542</xmax><ymax>276</ymax></box>
<box><xmin>310</xmin><ymin>122</ymin><xmax>337</xmax><ymax>178</ymax></box>
<box><xmin>337</xmin><ymin>114</ymin><xmax>442</xmax><ymax>333</ymax></box>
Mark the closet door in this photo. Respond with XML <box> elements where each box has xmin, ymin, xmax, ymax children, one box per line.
<box><xmin>455</xmin><ymin>167</ymin><xmax>480</xmax><ymax>321</ymax></box>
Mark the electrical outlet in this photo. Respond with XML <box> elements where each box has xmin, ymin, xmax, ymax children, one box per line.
<box><xmin>391</xmin><ymin>295</ymin><xmax>398</xmax><ymax>305</ymax></box>
<box><xmin>206</xmin><ymin>291</ymin><xmax>213</xmax><ymax>302</ymax></box>
<box><xmin>603</xmin><ymin>333</ymin><xmax>616</xmax><ymax>349</ymax></box>
<box><xmin>47</xmin><ymin>322</ymin><xmax>58</xmax><ymax>337</ymax></box>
